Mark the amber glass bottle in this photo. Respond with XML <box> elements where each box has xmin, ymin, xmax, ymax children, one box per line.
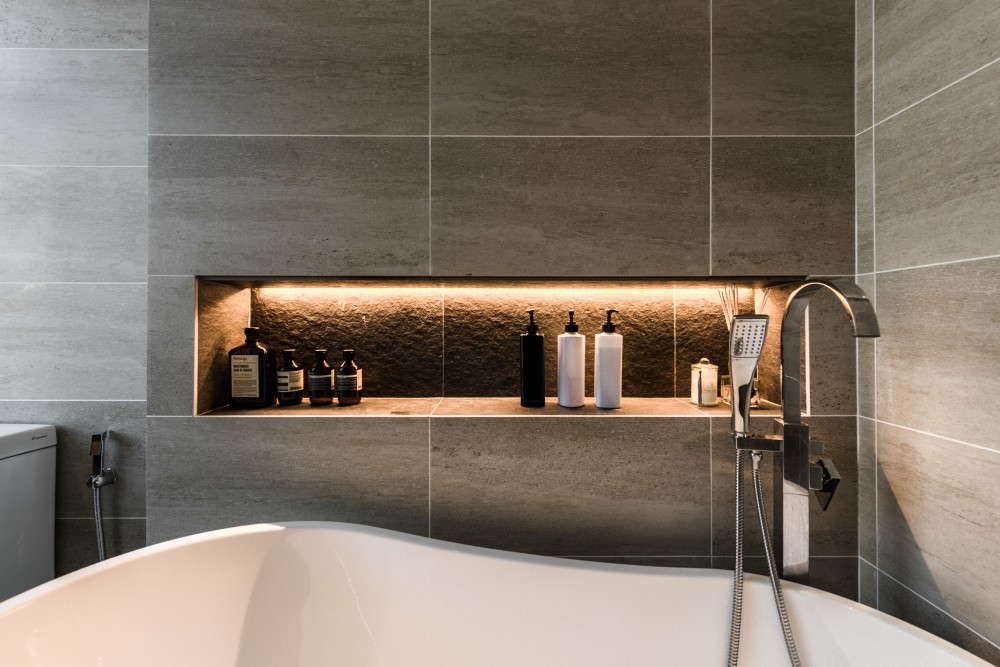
<box><xmin>276</xmin><ymin>349</ymin><xmax>304</xmax><ymax>406</ymax></box>
<box><xmin>308</xmin><ymin>349</ymin><xmax>334</xmax><ymax>406</ymax></box>
<box><xmin>228</xmin><ymin>327</ymin><xmax>274</xmax><ymax>409</ymax></box>
<box><xmin>335</xmin><ymin>349</ymin><xmax>362</xmax><ymax>406</ymax></box>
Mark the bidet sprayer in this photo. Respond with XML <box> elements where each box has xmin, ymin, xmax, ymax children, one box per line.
<box><xmin>729</xmin><ymin>315</ymin><xmax>769</xmax><ymax>436</ymax></box>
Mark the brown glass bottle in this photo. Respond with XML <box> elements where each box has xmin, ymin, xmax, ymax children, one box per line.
<box><xmin>308</xmin><ymin>349</ymin><xmax>334</xmax><ymax>406</ymax></box>
<box><xmin>335</xmin><ymin>349</ymin><xmax>362</xmax><ymax>406</ymax></box>
<box><xmin>276</xmin><ymin>349</ymin><xmax>304</xmax><ymax>406</ymax></box>
<box><xmin>228</xmin><ymin>327</ymin><xmax>275</xmax><ymax>409</ymax></box>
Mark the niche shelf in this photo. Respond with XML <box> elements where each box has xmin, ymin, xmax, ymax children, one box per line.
<box><xmin>195</xmin><ymin>277</ymin><xmax>799</xmax><ymax>418</ymax></box>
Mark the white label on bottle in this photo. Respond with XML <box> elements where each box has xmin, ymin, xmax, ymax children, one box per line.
<box><xmin>278</xmin><ymin>369</ymin><xmax>304</xmax><ymax>393</ymax></box>
<box><xmin>308</xmin><ymin>373</ymin><xmax>332</xmax><ymax>392</ymax></box>
<box><xmin>336</xmin><ymin>370</ymin><xmax>359</xmax><ymax>392</ymax></box>
<box><xmin>231</xmin><ymin>355</ymin><xmax>260</xmax><ymax>398</ymax></box>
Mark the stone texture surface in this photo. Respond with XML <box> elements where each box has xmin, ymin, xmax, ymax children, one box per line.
<box><xmin>873</xmin><ymin>0</ymin><xmax>1000</xmax><ymax>122</ymax></box>
<box><xmin>431</xmin><ymin>138</ymin><xmax>710</xmax><ymax>276</ymax></box>
<box><xmin>675</xmin><ymin>289</ymin><xmax>754</xmax><ymax>400</ymax></box>
<box><xmin>430</xmin><ymin>417</ymin><xmax>711</xmax><ymax>556</ymax></box>
<box><xmin>147</xmin><ymin>417</ymin><xmax>430</xmax><ymax>544</ymax></box>
<box><xmin>856</xmin><ymin>0</ymin><xmax>873</xmax><ymax>132</ymax></box>
<box><xmin>875</xmin><ymin>64</ymin><xmax>1000</xmax><ymax>271</ymax></box>
<box><xmin>877</xmin><ymin>259</ymin><xmax>1000</xmax><ymax>450</ymax></box>
<box><xmin>431</xmin><ymin>0</ymin><xmax>709</xmax><ymax>135</ymax></box>
<box><xmin>0</xmin><ymin>0</ymin><xmax>148</xmax><ymax>48</ymax></box>
<box><xmin>876</xmin><ymin>422</ymin><xmax>1000</xmax><ymax>646</ymax></box>
<box><xmin>856</xmin><ymin>130</ymin><xmax>874</xmax><ymax>274</ymax></box>
<box><xmin>196</xmin><ymin>281</ymin><xmax>250</xmax><ymax>415</ymax></box>
<box><xmin>878</xmin><ymin>570</ymin><xmax>1000</xmax><ymax>665</ymax></box>
<box><xmin>55</xmin><ymin>518</ymin><xmax>146</xmax><ymax>576</ymax></box>
<box><xmin>148</xmin><ymin>276</ymin><xmax>195</xmax><ymax>416</ymax></box>
<box><xmin>150</xmin><ymin>136</ymin><xmax>429</xmax><ymax>276</ymax></box>
<box><xmin>712</xmin><ymin>138</ymin><xmax>854</xmax><ymax>276</ymax></box>
<box><xmin>0</xmin><ymin>167</ymin><xmax>147</xmax><ymax>282</ymax></box>
<box><xmin>0</xmin><ymin>400</ymin><xmax>146</xmax><ymax>519</ymax></box>
<box><xmin>0</xmin><ymin>283</ymin><xmax>146</xmax><ymax>400</ymax></box>
<box><xmin>712</xmin><ymin>0</ymin><xmax>854</xmax><ymax>135</ymax></box>
<box><xmin>150</xmin><ymin>0</ymin><xmax>427</xmax><ymax>134</ymax></box>
<box><xmin>442</xmin><ymin>287</ymin><xmax>675</xmax><ymax>398</ymax></box>
<box><xmin>251</xmin><ymin>286</ymin><xmax>443</xmax><ymax>398</ymax></box>
<box><xmin>0</xmin><ymin>49</ymin><xmax>146</xmax><ymax>166</ymax></box>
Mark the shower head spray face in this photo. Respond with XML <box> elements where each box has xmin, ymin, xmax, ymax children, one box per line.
<box><xmin>730</xmin><ymin>315</ymin><xmax>769</xmax><ymax>436</ymax></box>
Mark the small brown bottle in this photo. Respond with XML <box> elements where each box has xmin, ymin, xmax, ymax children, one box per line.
<box><xmin>276</xmin><ymin>349</ymin><xmax>304</xmax><ymax>406</ymax></box>
<box><xmin>336</xmin><ymin>349</ymin><xmax>362</xmax><ymax>406</ymax></box>
<box><xmin>228</xmin><ymin>327</ymin><xmax>275</xmax><ymax>409</ymax></box>
<box><xmin>308</xmin><ymin>349</ymin><xmax>334</xmax><ymax>406</ymax></box>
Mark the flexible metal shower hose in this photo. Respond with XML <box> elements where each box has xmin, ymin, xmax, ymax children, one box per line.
<box><xmin>727</xmin><ymin>448</ymin><xmax>746</xmax><ymax>667</ymax></box>
<box><xmin>751</xmin><ymin>451</ymin><xmax>801</xmax><ymax>667</ymax></box>
<box><xmin>93</xmin><ymin>485</ymin><xmax>106</xmax><ymax>562</ymax></box>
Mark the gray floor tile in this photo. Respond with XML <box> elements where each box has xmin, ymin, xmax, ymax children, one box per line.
<box><xmin>713</xmin><ymin>0</ymin><xmax>853</xmax><ymax>135</ymax></box>
<box><xmin>712</xmin><ymin>138</ymin><xmax>853</xmax><ymax>276</ymax></box>
<box><xmin>0</xmin><ymin>283</ymin><xmax>147</xmax><ymax>400</ymax></box>
<box><xmin>0</xmin><ymin>50</ymin><xmax>146</xmax><ymax>166</ymax></box>
<box><xmin>431</xmin><ymin>417</ymin><xmax>711</xmax><ymax>556</ymax></box>
<box><xmin>431</xmin><ymin>0</ymin><xmax>709</xmax><ymax>135</ymax></box>
<box><xmin>149</xmin><ymin>136</ymin><xmax>429</xmax><ymax>276</ymax></box>
<box><xmin>431</xmin><ymin>138</ymin><xmax>710</xmax><ymax>276</ymax></box>
<box><xmin>150</xmin><ymin>0</ymin><xmax>427</xmax><ymax>134</ymax></box>
<box><xmin>875</xmin><ymin>64</ymin><xmax>1000</xmax><ymax>271</ymax></box>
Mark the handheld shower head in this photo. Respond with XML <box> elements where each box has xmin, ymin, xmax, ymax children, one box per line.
<box><xmin>730</xmin><ymin>315</ymin><xmax>769</xmax><ymax>435</ymax></box>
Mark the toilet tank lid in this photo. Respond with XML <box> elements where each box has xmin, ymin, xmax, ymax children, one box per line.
<box><xmin>0</xmin><ymin>424</ymin><xmax>57</xmax><ymax>459</ymax></box>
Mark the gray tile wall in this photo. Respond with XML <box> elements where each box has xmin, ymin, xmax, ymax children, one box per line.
<box><xmin>857</xmin><ymin>2</ymin><xmax>1000</xmax><ymax>659</ymax></box>
<box><xmin>142</xmin><ymin>0</ymin><xmax>858</xmax><ymax>601</ymax></box>
<box><xmin>0</xmin><ymin>0</ymin><xmax>148</xmax><ymax>576</ymax></box>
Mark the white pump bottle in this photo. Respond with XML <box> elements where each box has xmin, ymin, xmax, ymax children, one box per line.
<box><xmin>557</xmin><ymin>310</ymin><xmax>585</xmax><ymax>408</ymax></box>
<box><xmin>594</xmin><ymin>309</ymin><xmax>622</xmax><ymax>409</ymax></box>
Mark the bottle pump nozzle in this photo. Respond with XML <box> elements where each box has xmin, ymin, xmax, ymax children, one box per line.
<box><xmin>602</xmin><ymin>309</ymin><xmax>619</xmax><ymax>333</ymax></box>
<box><xmin>564</xmin><ymin>310</ymin><xmax>578</xmax><ymax>333</ymax></box>
<box><xmin>525</xmin><ymin>309</ymin><xmax>539</xmax><ymax>334</ymax></box>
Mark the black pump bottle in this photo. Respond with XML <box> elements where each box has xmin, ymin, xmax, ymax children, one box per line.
<box><xmin>520</xmin><ymin>309</ymin><xmax>545</xmax><ymax>407</ymax></box>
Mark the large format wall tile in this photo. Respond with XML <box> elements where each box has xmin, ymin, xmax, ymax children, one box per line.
<box><xmin>877</xmin><ymin>570</ymin><xmax>1000</xmax><ymax>665</ymax></box>
<box><xmin>0</xmin><ymin>0</ymin><xmax>148</xmax><ymax>48</ymax></box>
<box><xmin>56</xmin><ymin>518</ymin><xmax>146</xmax><ymax>576</ymax></box>
<box><xmin>149</xmin><ymin>136</ymin><xmax>429</xmax><ymax>276</ymax></box>
<box><xmin>0</xmin><ymin>167</ymin><xmax>147</xmax><ymax>282</ymax></box>
<box><xmin>431</xmin><ymin>0</ymin><xmax>709</xmax><ymax>135</ymax></box>
<box><xmin>856</xmin><ymin>0</ymin><xmax>873</xmax><ymax>132</ymax></box>
<box><xmin>432</xmin><ymin>138</ymin><xmax>710</xmax><ymax>276</ymax></box>
<box><xmin>712</xmin><ymin>138</ymin><xmax>853</xmax><ymax>275</ymax></box>
<box><xmin>856</xmin><ymin>130</ymin><xmax>874</xmax><ymax>274</ymax></box>
<box><xmin>150</xmin><ymin>0</ymin><xmax>427</xmax><ymax>134</ymax></box>
<box><xmin>431</xmin><ymin>417</ymin><xmax>711</xmax><ymax>556</ymax></box>
<box><xmin>442</xmin><ymin>288</ymin><xmax>675</xmax><ymax>398</ymax></box>
<box><xmin>875</xmin><ymin>64</ymin><xmax>1000</xmax><ymax>271</ymax></box>
<box><xmin>806</xmin><ymin>288</ymin><xmax>857</xmax><ymax>416</ymax></box>
<box><xmin>0</xmin><ymin>400</ymin><xmax>146</xmax><ymax>519</ymax></box>
<box><xmin>857</xmin><ymin>417</ymin><xmax>876</xmax><ymax>564</ymax></box>
<box><xmin>713</xmin><ymin>0</ymin><xmax>853</xmax><ymax>135</ymax></box>
<box><xmin>148</xmin><ymin>276</ymin><xmax>195</xmax><ymax>416</ymax></box>
<box><xmin>0</xmin><ymin>283</ymin><xmax>146</xmax><ymax>400</ymax></box>
<box><xmin>877</xmin><ymin>422</ymin><xmax>1000</xmax><ymax>645</ymax></box>
<box><xmin>874</xmin><ymin>0</ymin><xmax>1000</xmax><ymax>121</ymax></box>
<box><xmin>147</xmin><ymin>417</ymin><xmax>429</xmax><ymax>544</ymax></box>
<box><xmin>0</xmin><ymin>50</ymin><xmax>146</xmax><ymax>166</ymax></box>
<box><xmin>877</xmin><ymin>260</ymin><xmax>1000</xmax><ymax>450</ymax></box>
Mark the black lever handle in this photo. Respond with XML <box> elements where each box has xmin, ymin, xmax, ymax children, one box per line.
<box><xmin>810</xmin><ymin>457</ymin><xmax>841</xmax><ymax>511</ymax></box>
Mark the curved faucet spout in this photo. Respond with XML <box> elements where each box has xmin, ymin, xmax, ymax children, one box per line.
<box><xmin>781</xmin><ymin>277</ymin><xmax>880</xmax><ymax>424</ymax></box>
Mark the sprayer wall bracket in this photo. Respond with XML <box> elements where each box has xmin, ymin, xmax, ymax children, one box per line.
<box><xmin>735</xmin><ymin>434</ymin><xmax>783</xmax><ymax>452</ymax></box>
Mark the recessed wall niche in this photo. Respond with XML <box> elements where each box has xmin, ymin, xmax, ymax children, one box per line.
<box><xmin>195</xmin><ymin>278</ymin><xmax>798</xmax><ymax>416</ymax></box>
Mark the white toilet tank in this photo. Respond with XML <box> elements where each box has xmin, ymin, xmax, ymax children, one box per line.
<box><xmin>0</xmin><ymin>424</ymin><xmax>56</xmax><ymax>601</ymax></box>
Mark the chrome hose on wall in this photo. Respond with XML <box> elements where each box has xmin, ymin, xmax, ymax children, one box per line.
<box><xmin>92</xmin><ymin>485</ymin><xmax>106</xmax><ymax>562</ymax></box>
<box><xmin>751</xmin><ymin>451</ymin><xmax>801</xmax><ymax>667</ymax></box>
<box><xmin>727</xmin><ymin>448</ymin><xmax>746</xmax><ymax>667</ymax></box>
<box><xmin>87</xmin><ymin>432</ymin><xmax>116</xmax><ymax>563</ymax></box>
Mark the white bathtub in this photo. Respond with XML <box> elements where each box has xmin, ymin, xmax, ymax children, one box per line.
<box><xmin>0</xmin><ymin>522</ymin><xmax>988</xmax><ymax>666</ymax></box>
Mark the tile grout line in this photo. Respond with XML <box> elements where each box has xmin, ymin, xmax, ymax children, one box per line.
<box><xmin>870</xmin><ymin>0</ymin><xmax>877</xmax><ymax>602</ymax></box>
<box><xmin>874</xmin><ymin>418</ymin><xmax>999</xmax><ymax>455</ymax></box>
<box><xmin>0</xmin><ymin>47</ymin><xmax>147</xmax><ymax>51</ymax></box>
<box><xmin>145</xmin><ymin>133</ymin><xmax>854</xmax><ymax>139</ymax></box>
<box><xmin>872</xmin><ymin>252</ymin><xmax>1000</xmax><ymax>275</ymax></box>
<box><xmin>876</xmin><ymin>568</ymin><xmax>1000</xmax><ymax>652</ymax></box>
<box><xmin>0</xmin><ymin>164</ymin><xmax>146</xmax><ymax>168</ymax></box>
<box><xmin>872</xmin><ymin>55</ymin><xmax>1000</xmax><ymax>130</ymax></box>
